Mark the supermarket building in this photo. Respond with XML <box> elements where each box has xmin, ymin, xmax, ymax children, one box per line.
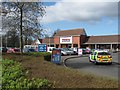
<box><xmin>42</xmin><ymin>28</ymin><xmax>120</xmax><ymax>50</ymax></box>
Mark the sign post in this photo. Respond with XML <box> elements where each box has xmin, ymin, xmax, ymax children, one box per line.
<box><xmin>51</xmin><ymin>49</ymin><xmax>61</xmax><ymax>64</ymax></box>
<box><xmin>38</xmin><ymin>44</ymin><xmax>47</xmax><ymax>52</ymax></box>
<box><xmin>78</xmin><ymin>48</ymin><xmax>83</xmax><ymax>56</ymax></box>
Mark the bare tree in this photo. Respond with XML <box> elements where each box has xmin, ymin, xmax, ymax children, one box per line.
<box><xmin>52</xmin><ymin>29</ymin><xmax>61</xmax><ymax>37</ymax></box>
<box><xmin>2</xmin><ymin>2</ymin><xmax>45</xmax><ymax>53</ymax></box>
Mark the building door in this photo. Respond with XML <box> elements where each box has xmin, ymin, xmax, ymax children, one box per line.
<box><xmin>56</xmin><ymin>44</ymin><xmax>59</xmax><ymax>48</ymax></box>
<box><xmin>68</xmin><ymin>44</ymin><xmax>71</xmax><ymax>48</ymax></box>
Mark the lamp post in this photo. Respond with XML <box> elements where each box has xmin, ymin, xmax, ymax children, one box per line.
<box><xmin>47</xmin><ymin>28</ymin><xmax>50</xmax><ymax>47</ymax></box>
<box><xmin>49</xmin><ymin>36</ymin><xmax>50</xmax><ymax>47</ymax></box>
<box><xmin>6</xmin><ymin>36</ymin><xmax>7</xmax><ymax>47</ymax></box>
<box><xmin>44</xmin><ymin>28</ymin><xmax>51</xmax><ymax>47</ymax></box>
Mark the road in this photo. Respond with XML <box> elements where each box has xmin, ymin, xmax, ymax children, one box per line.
<box><xmin>62</xmin><ymin>52</ymin><xmax>119</xmax><ymax>80</ymax></box>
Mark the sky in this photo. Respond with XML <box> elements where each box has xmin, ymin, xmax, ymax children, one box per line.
<box><xmin>39</xmin><ymin>0</ymin><xmax>119</xmax><ymax>37</ymax></box>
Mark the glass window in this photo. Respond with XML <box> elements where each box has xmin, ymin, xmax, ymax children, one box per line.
<box><xmin>73</xmin><ymin>44</ymin><xmax>78</xmax><ymax>47</ymax></box>
<box><xmin>98</xmin><ymin>52</ymin><xmax>110</xmax><ymax>55</ymax></box>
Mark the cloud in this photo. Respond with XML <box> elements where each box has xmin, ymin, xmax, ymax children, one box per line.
<box><xmin>40</xmin><ymin>0</ymin><xmax>118</xmax><ymax>23</ymax></box>
<box><xmin>42</xmin><ymin>0</ymin><xmax>119</xmax><ymax>2</ymax></box>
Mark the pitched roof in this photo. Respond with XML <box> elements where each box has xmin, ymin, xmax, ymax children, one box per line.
<box><xmin>31</xmin><ymin>39</ymin><xmax>41</xmax><ymax>45</ymax></box>
<box><xmin>54</xmin><ymin>28</ymin><xmax>86</xmax><ymax>36</ymax></box>
<box><xmin>42</xmin><ymin>37</ymin><xmax>54</xmax><ymax>44</ymax></box>
<box><xmin>85</xmin><ymin>35</ymin><xmax>120</xmax><ymax>44</ymax></box>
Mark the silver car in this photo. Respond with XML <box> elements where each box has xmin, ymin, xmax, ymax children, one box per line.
<box><xmin>61</xmin><ymin>48</ymin><xmax>74</xmax><ymax>55</ymax></box>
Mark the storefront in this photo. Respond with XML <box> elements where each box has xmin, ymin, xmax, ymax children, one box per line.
<box><xmin>42</xmin><ymin>28</ymin><xmax>120</xmax><ymax>50</ymax></box>
<box><xmin>84</xmin><ymin>35</ymin><xmax>120</xmax><ymax>50</ymax></box>
<box><xmin>53</xmin><ymin>28</ymin><xmax>87</xmax><ymax>48</ymax></box>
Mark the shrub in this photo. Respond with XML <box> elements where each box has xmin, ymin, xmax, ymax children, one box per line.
<box><xmin>43</xmin><ymin>52</ymin><xmax>51</xmax><ymax>61</ymax></box>
<box><xmin>2</xmin><ymin>59</ymin><xmax>52</xmax><ymax>89</ymax></box>
<box><xmin>23</xmin><ymin>52</ymin><xmax>51</xmax><ymax>61</ymax></box>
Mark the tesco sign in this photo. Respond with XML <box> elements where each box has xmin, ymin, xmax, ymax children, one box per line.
<box><xmin>60</xmin><ymin>36</ymin><xmax>72</xmax><ymax>44</ymax></box>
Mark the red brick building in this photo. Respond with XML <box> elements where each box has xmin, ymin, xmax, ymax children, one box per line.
<box><xmin>53</xmin><ymin>28</ymin><xmax>87</xmax><ymax>48</ymax></box>
<box><xmin>42</xmin><ymin>28</ymin><xmax>120</xmax><ymax>50</ymax></box>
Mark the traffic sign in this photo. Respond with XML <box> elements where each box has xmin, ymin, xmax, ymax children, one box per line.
<box><xmin>38</xmin><ymin>44</ymin><xmax>47</xmax><ymax>52</ymax></box>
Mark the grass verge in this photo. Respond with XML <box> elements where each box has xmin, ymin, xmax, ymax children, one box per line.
<box><xmin>2</xmin><ymin>54</ymin><xmax>119</xmax><ymax>88</ymax></box>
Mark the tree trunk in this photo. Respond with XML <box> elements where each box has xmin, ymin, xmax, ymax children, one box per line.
<box><xmin>20</xmin><ymin>7</ymin><xmax>23</xmax><ymax>53</ymax></box>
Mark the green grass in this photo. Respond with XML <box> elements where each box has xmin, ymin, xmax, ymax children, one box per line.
<box><xmin>2</xmin><ymin>53</ymin><xmax>119</xmax><ymax>88</ymax></box>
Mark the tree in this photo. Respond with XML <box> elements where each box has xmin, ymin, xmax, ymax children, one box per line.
<box><xmin>2</xmin><ymin>2</ymin><xmax>45</xmax><ymax>53</ymax></box>
<box><xmin>52</xmin><ymin>29</ymin><xmax>61</xmax><ymax>37</ymax></box>
<box><xmin>2</xmin><ymin>30</ymin><xmax>19</xmax><ymax>48</ymax></box>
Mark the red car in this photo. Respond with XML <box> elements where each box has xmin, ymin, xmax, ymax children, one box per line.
<box><xmin>7</xmin><ymin>48</ymin><xmax>20</xmax><ymax>53</ymax></box>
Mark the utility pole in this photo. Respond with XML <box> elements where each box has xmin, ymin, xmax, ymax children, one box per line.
<box><xmin>48</xmin><ymin>28</ymin><xmax>50</xmax><ymax>47</ymax></box>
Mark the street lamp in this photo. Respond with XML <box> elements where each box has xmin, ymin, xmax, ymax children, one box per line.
<box><xmin>44</xmin><ymin>28</ymin><xmax>51</xmax><ymax>47</ymax></box>
<box><xmin>49</xmin><ymin>35</ymin><xmax>50</xmax><ymax>47</ymax></box>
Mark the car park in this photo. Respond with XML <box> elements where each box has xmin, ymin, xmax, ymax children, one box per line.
<box><xmin>7</xmin><ymin>48</ymin><xmax>20</xmax><ymax>53</ymax></box>
<box><xmin>68</xmin><ymin>48</ymin><xmax>78</xmax><ymax>55</ymax></box>
<box><xmin>89</xmin><ymin>50</ymin><xmax>112</xmax><ymax>65</ymax></box>
<box><xmin>63</xmin><ymin>48</ymin><xmax>74</xmax><ymax>55</ymax></box>
<box><xmin>23</xmin><ymin>48</ymin><xmax>36</xmax><ymax>52</ymax></box>
<box><xmin>61</xmin><ymin>48</ymin><xmax>68</xmax><ymax>56</ymax></box>
<box><xmin>2</xmin><ymin>47</ymin><xmax>8</xmax><ymax>53</ymax></box>
<box><xmin>81</xmin><ymin>48</ymin><xmax>91</xmax><ymax>54</ymax></box>
<box><xmin>47</xmin><ymin>47</ymin><xmax>55</xmax><ymax>53</ymax></box>
<box><xmin>28</xmin><ymin>48</ymin><xmax>36</xmax><ymax>52</ymax></box>
<box><xmin>60</xmin><ymin>48</ymin><xmax>74</xmax><ymax>56</ymax></box>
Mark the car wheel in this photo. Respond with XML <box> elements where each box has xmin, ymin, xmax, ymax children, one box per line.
<box><xmin>94</xmin><ymin>60</ymin><xmax>98</xmax><ymax>65</ymax></box>
<box><xmin>61</xmin><ymin>53</ymin><xmax>64</xmax><ymax>56</ymax></box>
<box><xmin>108</xmin><ymin>62</ymin><xmax>112</xmax><ymax>65</ymax></box>
<box><xmin>89</xmin><ymin>58</ymin><xmax>92</xmax><ymax>62</ymax></box>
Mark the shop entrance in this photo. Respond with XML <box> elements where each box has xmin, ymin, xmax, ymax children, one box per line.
<box><xmin>61</xmin><ymin>44</ymin><xmax>71</xmax><ymax>48</ymax></box>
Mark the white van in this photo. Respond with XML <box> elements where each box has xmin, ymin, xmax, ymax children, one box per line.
<box><xmin>47</xmin><ymin>47</ymin><xmax>55</xmax><ymax>53</ymax></box>
<box><xmin>23</xmin><ymin>45</ymin><xmax>38</xmax><ymax>52</ymax></box>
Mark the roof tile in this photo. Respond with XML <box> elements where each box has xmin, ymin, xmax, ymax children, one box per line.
<box><xmin>54</xmin><ymin>28</ymin><xmax>86</xmax><ymax>36</ymax></box>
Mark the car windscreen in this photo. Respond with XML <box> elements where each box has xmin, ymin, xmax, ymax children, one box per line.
<box><xmin>14</xmin><ymin>49</ymin><xmax>20</xmax><ymax>52</ymax></box>
<box><xmin>29</xmin><ymin>49</ymin><xmax>35</xmax><ymax>52</ymax></box>
<box><xmin>98</xmin><ymin>52</ymin><xmax>110</xmax><ymax>55</ymax></box>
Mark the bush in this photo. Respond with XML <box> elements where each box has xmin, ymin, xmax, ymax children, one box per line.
<box><xmin>2</xmin><ymin>59</ymin><xmax>52</xmax><ymax>89</ymax></box>
<box><xmin>43</xmin><ymin>52</ymin><xmax>51</xmax><ymax>61</ymax></box>
<box><xmin>23</xmin><ymin>52</ymin><xmax>51</xmax><ymax>61</ymax></box>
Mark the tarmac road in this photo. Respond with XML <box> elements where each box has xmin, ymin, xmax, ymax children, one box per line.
<box><xmin>63</xmin><ymin>52</ymin><xmax>119</xmax><ymax>80</ymax></box>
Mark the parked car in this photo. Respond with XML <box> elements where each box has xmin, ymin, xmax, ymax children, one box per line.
<box><xmin>28</xmin><ymin>48</ymin><xmax>36</xmax><ymax>52</ymax></box>
<box><xmin>7</xmin><ymin>48</ymin><xmax>20</xmax><ymax>53</ymax></box>
<box><xmin>68</xmin><ymin>48</ymin><xmax>78</xmax><ymax>55</ymax></box>
<box><xmin>23</xmin><ymin>48</ymin><xmax>36</xmax><ymax>52</ymax></box>
<box><xmin>2</xmin><ymin>47</ymin><xmax>8</xmax><ymax>53</ymax></box>
<box><xmin>61</xmin><ymin>48</ymin><xmax>74</xmax><ymax>55</ymax></box>
<box><xmin>60</xmin><ymin>48</ymin><xmax>68</xmax><ymax>56</ymax></box>
<box><xmin>82</xmin><ymin>48</ymin><xmax>91</xmax><ymax>54</ymax></box>
<box><xmin>47</xmin><ymin>47</ymin><xmax>55</xmax><ymax>53</ymax></box>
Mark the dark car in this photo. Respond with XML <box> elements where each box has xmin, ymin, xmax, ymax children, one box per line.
<box><xmin>2</xmin><ymin>47</ymin><xmax>8</xmax><ymax>53</ymax></box>
<box><xmin>82</xmin><ymin>48</ymin><xmax>91</xmax><ymax>54</ymax></box>
<box><xmin>7</xmin><ymin>48</ymin><xmax>20</xmax><ymax>53</ymax></box>
<box><xmin>28</xmin><ymin>48</ymin><xmax>36</xmax><ymax>52</ymax></box>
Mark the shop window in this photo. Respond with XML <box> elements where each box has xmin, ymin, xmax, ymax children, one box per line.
<box><xmin>50</xmin><ymin>45</ymin><xmax>54</xmax><ymax>47</ymax></box>
<box><xmin>73</xmin><ymin>44</ymin><xmax>78</xmax><ymax>47</ymax></box>
<box><xmin>56</xmin><ymin>44</ymin><xmax>59</xmax><ymax>48</ymax></box>
<box><xmin>67</xmin><ymin>44</ymin><xmax>71</xmax><ymax>48</ymax></box>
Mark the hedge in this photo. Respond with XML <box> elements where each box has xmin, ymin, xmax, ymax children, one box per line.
<box><xmin>2</xmin><ymin>59</ymin><xmax>52</xmax><ymax>89</ymax></box>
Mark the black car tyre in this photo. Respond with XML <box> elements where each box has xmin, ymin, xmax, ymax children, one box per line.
<box><xmin>94</xmin><ymin>60</ymin><xmax>98</xmax><ymax>65</ymax></box>
<box><xmin>108</xmin><ymin>62</ymin><xmax>112</xmax><ymax>65</ymax></box>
